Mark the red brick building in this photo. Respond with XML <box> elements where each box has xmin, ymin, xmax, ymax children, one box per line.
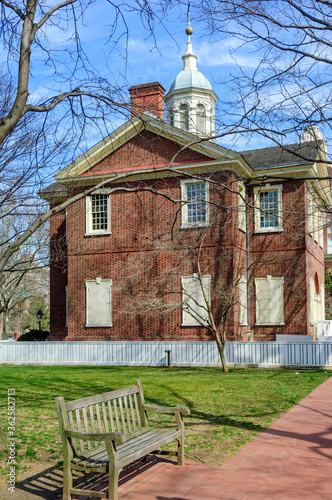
<box><xmin>41</xmin><ymin>29</ymin><xmax>331</xmax><ymax>342</ymax></box>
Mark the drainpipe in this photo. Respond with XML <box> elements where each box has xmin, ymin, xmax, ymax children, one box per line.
<box><xmin>245</xmin><ymin>183</ymin><xmax>253</xmax><ymax>341</ymax></box>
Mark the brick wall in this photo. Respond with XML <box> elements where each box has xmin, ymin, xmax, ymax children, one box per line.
<box><xmin>49</xmin><ymin>133</ymin><xmax>324</xmax><ymax>341</ymax></box>
<box><xmin>49</xmin><ymin>206</ymin><xmax>68</xmax><ymax>340</ymax></box>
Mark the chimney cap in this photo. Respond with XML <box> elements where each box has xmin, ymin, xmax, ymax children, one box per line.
<box><xmin>129</xmin><ymin>82</ymin><xmax>166</xmax><ymax>93</ymax></box>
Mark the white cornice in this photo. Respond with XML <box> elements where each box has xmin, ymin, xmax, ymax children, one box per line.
<box><xmin>58</xmin><ymin>158</ymin><xmax>254</xmax><ymax>187</ymax></box>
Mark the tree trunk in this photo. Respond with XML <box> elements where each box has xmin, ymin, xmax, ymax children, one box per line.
<box><xmin>2</xmin><ymin>309</ymin><xmax>8</xmax><ymax>340</ymax></box>
<box><xmin>215</xmin><ymin>332</ymin><xmax>228</xmax><ymax>372</ymax></box>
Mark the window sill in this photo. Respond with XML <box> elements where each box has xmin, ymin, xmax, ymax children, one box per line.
<box><xmin>85</xmin><ymin>232</ymin><xmax>112</xmax><ymax>237</ymax></box>
<box><xmin>238</xmin><ymin>226</ymin><xmax>246</xmax><ymax>233</ymax></box>
<box><xmin>85</xmin><ymin>324</ymin><xmax>112</xmax><ymax>327</ymax></box>
<box><xmin>255</xmin><ymin>323</ymin><xmax>285</xmax><ymax>326</ymax></box>
<box><xmin>181</xmin><ymin>223</ymin><xmax>210</xmax><ymax>230</ymax></box>
<box><xmin>254</xmin><ymin>228</ymin><xmax>283</xmax><ymax>234</ymax></box>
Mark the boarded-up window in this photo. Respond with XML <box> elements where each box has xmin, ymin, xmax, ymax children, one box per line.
<box><xmin>86</xmin><ymin>279</ymin><xmax>112</xmax><ymax>326</ymax></box>
<box><xmin>238</xmin><ymin>182</ymin><xmax>246</xmax><ymax>232</ymax></box>
<box><xmin>255</xmin><ymin>276</ymin><xmax>284</xmax><ymax>325</ymax></box>
<box><xmin>239</xmin><ymin>275</ymin><xmax>247</xmax><ymax>325</ymax></box>
<box><xmin>182</xmin><ymin>275</ymin><xmax>210</xmax><ymax>326</ymax></box>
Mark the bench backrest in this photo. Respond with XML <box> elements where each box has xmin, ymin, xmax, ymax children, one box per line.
<box><xmin>56</xmin><ymin>380</ymin><xmax>147</xmax><ymax>455</ymax></box>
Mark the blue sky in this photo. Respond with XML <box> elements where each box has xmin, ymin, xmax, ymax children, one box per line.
<box><xmin>22</xmin><ymin>0</ymin><xmax>264</xmax><ymax>153</ymax></box>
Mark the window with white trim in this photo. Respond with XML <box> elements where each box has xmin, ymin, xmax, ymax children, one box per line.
<box><xmin>182</xmin><ymin>274</ymin><xmax>210</xmax><ymax>326</ymax></box>
<box><xmin>86</xmin><ymin>194</ymin><xmax>111</xmax><ymax>234</ymax></box>
<box><xmin>179</xmin><ymin>103</ymin><xmax>189</xmax><ymax>131</ymax></box>
<box><xmin>239</xmin><ymin>275</ymin><xmax>247</xmax><ymax>325</ymax></box>
<box><xmin>196</xmin><ymin>104</ymin><xmax>206</xmax><ymax>135</ymax></box>
<box><xmin>65</xmin><ymin>286</ymin><xmax>68</xmax><ymax>327</ymax></box>
<box><xmin>181</xmin><ymin>180</ymin><xmax>209</xmax><ymax>227</ymax></box>
<box><xmin>307</xmin><ymin>191</ymin><xmax>313</xmax><ymax>236</ymax></box>
<box><xmin>238</xmin><ymin>181</ymin><xmax>246</xmax><ymax>232</ymax></box>
<box><xmin>255</xmin><ymin>276</ymin><xmax>284</xmax><ymax>325</ymax></box>
<box><xmin>86</xmin><ymin>278</ymin><xmax>112</xmax><ymax>326</ymax></box>
<box><xmin>254</xmin><ymin>185</ymin><xmax>282</xmax><ymax>232</ymax></box>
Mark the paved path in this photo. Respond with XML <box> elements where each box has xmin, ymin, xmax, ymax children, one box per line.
<box><xmin>5</xmin><ymin>376</ymin><xmax>332</xmax><ymax>499</ymax></box>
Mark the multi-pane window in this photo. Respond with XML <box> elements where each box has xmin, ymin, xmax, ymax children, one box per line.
<box><xmin>327</xmin><ymin>215</ymin><xmax>332</xmax><ymax>254</ymax></box>
<box><xmin>254</xmin><ymin>185</ymin><xmax>282</xmax><ymax>232</ymax></box>
<box><xmin>259</xmin><ymin>190</ymin><xmax>279</xmax><ymax>228</ymax></box>
<box><xmin>181</xmin><ymin>180</ymin><xmax>209</xmax><ymax>227</ymax></box>
<box><xmin>86</xmin><ymin>194</ymin><xmax>110</xmax><ymax>234</ymax></box>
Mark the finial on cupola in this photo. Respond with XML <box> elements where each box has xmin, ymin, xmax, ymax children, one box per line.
<box><xmin>185</xmin><ymin>3</ymin><xmax>193</xmax><ymax>36</ymax></box>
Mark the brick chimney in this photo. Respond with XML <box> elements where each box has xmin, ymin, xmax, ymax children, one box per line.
<box><xmin>128</xmin><ymin>82</ymin><xmax>165</xmax><ymax>120</ymax></box>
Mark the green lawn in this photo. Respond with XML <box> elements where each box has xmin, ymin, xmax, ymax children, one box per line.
<box><xmin>0</xmin><ymin>365</ymin><xmax>331</xmax><ymax>478</ymax></box>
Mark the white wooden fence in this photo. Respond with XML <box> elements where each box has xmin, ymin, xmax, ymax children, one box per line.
<box><xmin>1</xmin><ymin>341</ymin><xmax>332</xmax><ymax>367</ymax></box>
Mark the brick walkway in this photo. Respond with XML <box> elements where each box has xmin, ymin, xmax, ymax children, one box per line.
<box><xmin>115</xmin><ymin>376</ymin><xmax>332</xmax><ymax>499</ymax></box>
<box><xmin>10</xmin><ymin>376</ymin><xmax>332</xmax><ymax>499</ymax></box>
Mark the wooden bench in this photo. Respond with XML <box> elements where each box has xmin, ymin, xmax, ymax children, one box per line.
<box><xmin>55</xmin><ymin>380</ymin><xmax>190</xmax><ymax>500</ymax></box>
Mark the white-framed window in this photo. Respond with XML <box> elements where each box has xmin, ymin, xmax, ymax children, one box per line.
<box><xmin>167</xmin><ymin>108</ymin><xmax>174</xmax><ymax>127</ymax></box>
<box><xmin>254</xmin><ymin>184</ymin><xmax>282</xmax><ymax>232</ymax></box>
<box><xmin>313</xmin><ymin>204</ymin><xmax>324</xmax><ymax>248</ymax></box>
<box><xmin>179</xmin><ymin>103</ymin><xmax>189</xmax><ymax>131</ymax></box>
<box><xmin>255</xmin><ymin>276</ymin><xmax>284</xmax><ymax>325</ymax></box>
<box><xmin>238</xmin><ymin>181</ymin><xmax>246</xmax><ymax>232</ymax></box>
<box><xmin>196</xmin><ymin>104</ymin><xmax>206</xmax><ymax>135</ymax></box>
<box><xmin>327</xmin><ymin>215</ymin><xmax>332</xmax><ymax>254</ymax></box>
<box><xmin>181</xmin><ymin>179</ymin><xmax>209</xmax><ymax>228</ymax></box>
<box><xmin>86</xmin><ymin>278</ymin><xmax>112</xmax><ymax>326</ymax></box>
<box><xmin>309</xmin><ymin>274</ymin><xmax>325</xmax><ymax>324</ymax></box>
<box><xmin>181</xmin><ymin>274</ymin><xmax>211</xmax><ymax>326</ymax></box>
<box><xmin>65</xmin><ymin>286</ymin><xmax>68</xmax><ymax>328</ymax></box>
<box><xmin>307</xmin><ymin>191</ymin><xmax>313</xmax><ymax>236</ymax></box>
<box><xmin>86</xmin><ymin>194</ymin><xmax>111</xmax><ymax>235</ymax></box>
<box><xmin>239</xmin><ymin>275</ymin><xmax>247</xmax><ymax>325</ymax></box>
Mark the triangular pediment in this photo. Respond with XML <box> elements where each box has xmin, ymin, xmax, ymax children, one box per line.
<box><xmin>56</xmin><ymin>113</ymin><xmax>250</xmax><ymax>183</ymax></box>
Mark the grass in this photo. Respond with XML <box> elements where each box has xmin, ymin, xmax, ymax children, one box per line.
<box><xmin>0</xmin><ymin>365</ymin><xmax>331</xmax><ymax>478</ymax></box>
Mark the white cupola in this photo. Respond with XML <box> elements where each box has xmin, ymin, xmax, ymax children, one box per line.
<box><xmin>164</xmin><ymin>18</ymin><xmax>218</xmax><ymax>138</ymax></box>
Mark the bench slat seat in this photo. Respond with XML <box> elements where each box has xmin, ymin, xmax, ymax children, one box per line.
<box><xmin>71</xmin><ymin>428</ymin><xmax>181</xmax><ymax>471</ymax></box>
<box><xmin>55</xmin><ymin>380</ymin><xmax>190</xmax><ymax>500</ymax></box>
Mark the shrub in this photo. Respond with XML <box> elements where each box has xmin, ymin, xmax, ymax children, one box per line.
<box><xmin>17</xmin><ymin>330</ymin><xmax>49</xmax><ymax>341</ymax></box>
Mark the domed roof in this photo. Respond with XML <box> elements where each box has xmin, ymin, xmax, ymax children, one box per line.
<box><xmin>169</xmin><ymin>69</ymin><xmax>212</xmax><ymax>92</ymax></box>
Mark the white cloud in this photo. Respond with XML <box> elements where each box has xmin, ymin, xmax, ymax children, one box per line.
<box><xmin>196</xmin><ymin>41</ymin><xmax>260</xmax><ymax>68</ymax></box>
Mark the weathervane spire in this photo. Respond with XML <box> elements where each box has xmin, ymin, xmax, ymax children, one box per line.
<box><xmin>185</xmin><ymin>2</ymin><xmax>193</xmax><ymax>39</ymax></box>
<box><xmin>183</xmin><ymin>2</ymin><xmax>196</xmax><ymax>70</ymax></box>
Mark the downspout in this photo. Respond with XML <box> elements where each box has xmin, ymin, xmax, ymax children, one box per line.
<box><xmin>245</xmin><ymin>183</ymin><xmax>253</xmax><ymax>340</ymax></box>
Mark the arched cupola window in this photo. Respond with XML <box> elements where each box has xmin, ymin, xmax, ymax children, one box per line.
<box><xmin>167</xmin><ymin>108</ymin><xmax>174</xmax><ymax>127</ymax></box>
<box><xmin>196</xmin><ymin>104</ymin><xmax>206</xmax><ymax>134</ymax></box>
<box><xmin>179</xmin><ymin>103</ymin><xmax>189</xmax><ymax>131</ymax></box>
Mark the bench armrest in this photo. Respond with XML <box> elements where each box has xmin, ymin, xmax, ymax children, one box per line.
<box><xmin>64</xmin><ymin>429</ymin><xmax>127</xmax><ymax>445</ymax></box>
<box><xmin>143</xmin><ymin>404</ymin><xmax>190</xmax><ymax>416</ymax></box>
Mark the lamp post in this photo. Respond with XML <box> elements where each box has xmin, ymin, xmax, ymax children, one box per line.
<box><xmin>36</xmin><ymin>310</ymin><xmax>43</xmax><ymax>331</ymax></box>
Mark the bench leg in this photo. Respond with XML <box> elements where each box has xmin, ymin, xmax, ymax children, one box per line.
<box><xmin>62</xmin><ymin>462</ymin><xmax>73</xmax><ymax>500</ymax></box>
<box><xmin>177</xmin><ymin>438</ymin><xmax>184</xmax><ymax>466</ymax></box>
<box><xmin>108</xmin><ymin>466</ymin><xmax>119</xmax><ymax>500</ymax></box>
